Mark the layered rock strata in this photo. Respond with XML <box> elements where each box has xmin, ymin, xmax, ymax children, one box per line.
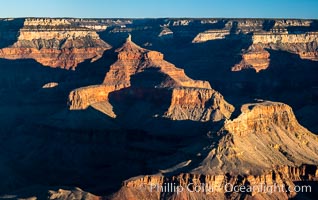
<box><xmin>69</xmin><ymin>35</ymin><xmax>234</xmax><ymax>122</ymax></box>
<box><xmin>252</xmin><ymin>32</ymin><xmax>318</xmax><ymax>61</ymax></box>
<box><xmin>196</xmin><ymin>101</ymin><xmax>318</xmax><ymax>175</ymax></box>
<box><xmin>0</xmin><ymin>18</ymin><xmax>111</xmax><ymax>69</ymax></box>
<box><xmin>164</xmin><ymin>87</ymin><xmax>233</xmax><ymax>122</ymax></box>
<box><xmin>232</xmin><ymin>44</ymin><xmax>270</xmax><ymax>72</ymax></box>
<box><xmin>233</xmin><ymin>31</ymin><xmax>318</xmax><ymax>72</ymax></box>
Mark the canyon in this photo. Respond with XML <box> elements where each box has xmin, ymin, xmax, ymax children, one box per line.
<box><xmin>0</xmin><ymin>18</ymin><xmax>317</xmax><ymax>200</ymax></box>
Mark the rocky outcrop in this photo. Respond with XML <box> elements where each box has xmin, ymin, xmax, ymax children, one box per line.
<box><xmin>48</xmin><ymin>188</ymin><xmax>101</xmax><ymax>200</ymax></box>
<box><xmin>68</xmin><ymin>35</ymin><xmax>210</xmax><ymax>110</ymax></box>
<box><xmin>102</xmin><ymin>35</ymin><xmax>211</xmax><ymax>90</ymax></box>
<box><xmin>232</xmin><ymin>44</ymin><xmax>270</xmax><ymax>72</ymax></box>
<box><xmin>193</xmin><ymin>19</ymin><xmax>312</xmax><ymax>43</ymax></box>
<box><xmin>69</xmin><ymin>35</ymin><xmax>232</xmax><ymax>122</ymax></box>
<box><xmin>111</xmin><ymin>101</ymin><xmax>318</xmax><ymax>199</ymax></box>
<box><xmin>191</xmin><ymin>19</ymin><xmax>316</xmax><ymax>42</ymax></box>
<box><xmin>252</xmin><ymin>32</ymin><xmax>318</xmax><ymax>44</ymax></box>
<box><xmin>159</xmin><ymin>27</ymin><xmax>173</xmax><ymax>39</ymax></box>
<box><xmin>16</xmin><ymin>18</ymin><xmax>111</xmax><ymax>32</ymax></box>
<box><xmin>172</xmin><ymin>20</ymin><xmax>192</xmax><ymax>26</ymax></box>
<box><xmin>68</xmin><ymin>85</ymin><xmax>114</xmax><ymax>110</ymax></box>
<box><xmin>196</xmin><ymin>101</ymin><xmax>318</xmax><ymax>175</ymax></box>
<box><xmin>0</xmin><ymin>18</ymin><xmax>111</xmax><ymax>69</ymax></box>
<box><xmin>233</xmin><ymin>31</ymin><xmax>318</xmax><ymax>72</ymax></box>
<box><xmin>189</xmin><ymin>19</ymin><xmax>318</xmax><ymax>72</ymax></box>
<box><xmin>274</xmin><ymin>19</ymin><xmax>312</xmax><ymax>27</ymax></box>
<box><xmin>225</xmin><ymin>101</ymin><xmax>300</xmax><ymax>134</ymax></box>
<box><xmin>192</xmin><ymin>30</ymin><xmax>230</xmax><ymax>43</ymax></box>
<box><xmin>223</xmin><ymin>19</ymin><xmax>263</xmax><ymax>33</ymax></box>
<box><xmin>164</xmin><ymin>87</ymin><xmax>234</xmax><ymax>122</ymax></box>
<box><xmin>42</xmin><ymin>82</ymin><xmax>58</xmax><ymax>89</ymax></box>
<box><xmin>23</xmin><ymin>18</ymin><xmax>71</xmax><ymax>26</ymax></box>
<box><xmin>252</xmin><ymin>32</ymin><xmax>318</xmax><ymax>61</ymax></box>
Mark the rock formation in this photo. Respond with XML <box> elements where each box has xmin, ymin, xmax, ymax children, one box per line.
<box><xmin>159</xmin><ymin>27</ymin><xmax>173</xmax><ymax>39</ymax></box>
<box><xmin>232</xmin><ymin>44</ymin><xmax>270</xmax><ymax>72</ymax></box>
<box><xmin>196</xmin><ymin>101</ymin><xmax>318</xmax><ymax>175</ymax></box>
<box><xmin>48</xmin><ymin>188</ymin><xmax>101</xmax><ymax>200</ymax></box>
<box><xmin>0</xmin><ymin>18</ymin><xmax>111</xmax><ymax>69</ymax></box>
<box><xmin>68</xmin><ymin>35</ymin><xmax>234</xmax><ymax>122</ymax></box>
<box><xmin>68</xmin><ymin>85</ymin><xmax>112</xmax><ymax>110</ymax></box>
<box><xmin>42</xmin><ymin>82</ymin><xmax>59</xmax><ymax>89</ymax></box>
<box><xmin>102</xmin><ymin>34</ymin><xmax>211</xmax><ymax>89</ymax></box>
<box><xmin>252</xmin><ymin>31</ymin><xmax>318</xmax><ymax>61</ymax></box>
<box><xmin>164</xmin><ymin>87</ymin><xmax>233</xmax><ymax>122</ymax></box>
<box><xmin>188</xmin><ymin>18</ymin><xmax>318</xmax><ymax>72</ymax></box>
<box><xmin>192</xmin><ymin>30</ymin><xmax>230</xmax><ymax>43</ymax></box>
<box><xmin>112</xmin><ymin>101</ymin><xmax>318</xmax><ymax>199</ymax></box>
<box><xmin>233</xmin><ymin>28</ymin><xmax>318</xmax><ymax>72</ymax></box>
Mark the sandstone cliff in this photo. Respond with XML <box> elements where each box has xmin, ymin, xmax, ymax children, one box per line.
<box><xmin>0</xmin><ymin>18</ymin><xmax>111</xmax><ymax>69</ymax></box>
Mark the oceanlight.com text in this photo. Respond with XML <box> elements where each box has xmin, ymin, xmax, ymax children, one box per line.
<box><xmin>144</xmin><ymin>182</ymin><xmax>311</xmax><ymax>195</ymax></box>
